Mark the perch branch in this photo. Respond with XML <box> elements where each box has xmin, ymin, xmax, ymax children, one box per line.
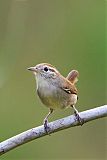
<box><xmin>0</xmin><ymin>105</ymin><xmax>107</xmax><ymax>156</ymax></box>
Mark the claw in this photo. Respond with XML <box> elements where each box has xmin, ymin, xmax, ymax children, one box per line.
<box><xmin>43</xmin><ymin>108</ymin><xmax>53</xmax><ymax>135</ymax></box>
<box><xmin>43</xmin><ymin>119</ymin><xmax>51</xmax><ymax>135</ymax></box>
<box><xmin>71</xmin><ymin>105</ymin><xmax>84</xmax><ymax>126</ymax></box>
<box><xmin>74</xmin><ymin>111</ymin><xmax>84</xmax><ymax>125</ymax></box>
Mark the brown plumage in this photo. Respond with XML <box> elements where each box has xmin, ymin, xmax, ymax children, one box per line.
<box><xmin>28</xmin><ymin>63</ymin><xmax>83</xmax><ymax>133</ymax></box>
<box><xmin>66</xmin><ymin>70</ymin><xmax>79</xmax><ymax>84</ymax></box>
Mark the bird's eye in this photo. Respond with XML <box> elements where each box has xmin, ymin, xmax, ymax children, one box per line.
<box><xmin>44</xmin><ymin>67</ymin><xmax>48</xmax><ymax>72</ymax></box>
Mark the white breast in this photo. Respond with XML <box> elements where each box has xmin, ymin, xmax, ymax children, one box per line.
<box><xmin>35</xmin><ymin>74</ymin><xmax>78</xmax><ymax>109</ymax></box>
<box><xmin>36</xmin><ymin>74</ymin><xmax>54</xmax><ymax>95</ymax></box>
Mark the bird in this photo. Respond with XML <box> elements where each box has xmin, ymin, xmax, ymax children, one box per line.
<box><xmin>28</xmin><ymin>63</ymin><xmax>83</xmax><ymax>133</ymax></box>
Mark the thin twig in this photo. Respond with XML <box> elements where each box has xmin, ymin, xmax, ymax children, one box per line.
<box><xmin>0</xmin><ymin>105</ymin><xmax>107</xmax><ymax>156</ymax></box>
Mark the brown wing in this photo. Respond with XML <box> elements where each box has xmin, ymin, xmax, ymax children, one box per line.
<box><xmin>60</xmin><ymin>76</ymin><xmax>78</xmax><ymax>95</ymax></box>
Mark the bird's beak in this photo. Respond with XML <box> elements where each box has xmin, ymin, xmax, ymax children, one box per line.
<box><xmin>27</xmin><ymin>67</ymin><xmax>37</xmax><ymax>72</ymax></box>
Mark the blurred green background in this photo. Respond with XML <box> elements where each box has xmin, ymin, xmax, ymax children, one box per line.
<box><xmin>0</xmin><ymin>0</ymin><xmax>106</xmax><ymax>160</ymax></box>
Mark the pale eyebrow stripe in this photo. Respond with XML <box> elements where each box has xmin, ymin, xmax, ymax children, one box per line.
<box><xmin>49</xmin><ymin>68</ymin><xmax>55</xmax><ymax>72</ymax></box>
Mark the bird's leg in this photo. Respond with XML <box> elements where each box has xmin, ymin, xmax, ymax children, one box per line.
<box><xmin>43</xmin><ymin>108</ymin><xmax>54</xmax><ymax>134</ymax></box>
<box><xmin>71</xmin><ymin>105</ymin><xmax>84</xmax><ymax>125</ymax></box>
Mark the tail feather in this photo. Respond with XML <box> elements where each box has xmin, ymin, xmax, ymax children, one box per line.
<box><xmin>66</xmin><ymin>70</ymin><xmax>79</xmax><ymax>84</ymax></box>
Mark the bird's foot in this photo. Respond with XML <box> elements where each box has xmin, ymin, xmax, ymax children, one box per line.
<box><xmin>43</xmin><ymin>119</ymin><xmax>51</xmax><ymax>135</ymax></box>
<box><xmin>74</xmin><ymin>111</ymin><xmax>84</xmax><ymax>126</ymax></box>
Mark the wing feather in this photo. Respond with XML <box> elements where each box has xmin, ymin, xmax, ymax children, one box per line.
<box><xmin>59</xmin><ymin>76</ymin><xmax>78</xmax><ymax>95</ymax></box>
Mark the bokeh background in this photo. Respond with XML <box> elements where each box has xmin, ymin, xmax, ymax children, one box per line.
<box><xmin>0</xmin><ymin>0</ymin><xmax>106</xmax><ymax>160</ymax></box>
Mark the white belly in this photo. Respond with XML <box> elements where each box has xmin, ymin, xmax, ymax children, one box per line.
<box><xmin>36</xmin><ymin>75</ymin><xmax>77</xmax><ymax>109</ymax></box>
